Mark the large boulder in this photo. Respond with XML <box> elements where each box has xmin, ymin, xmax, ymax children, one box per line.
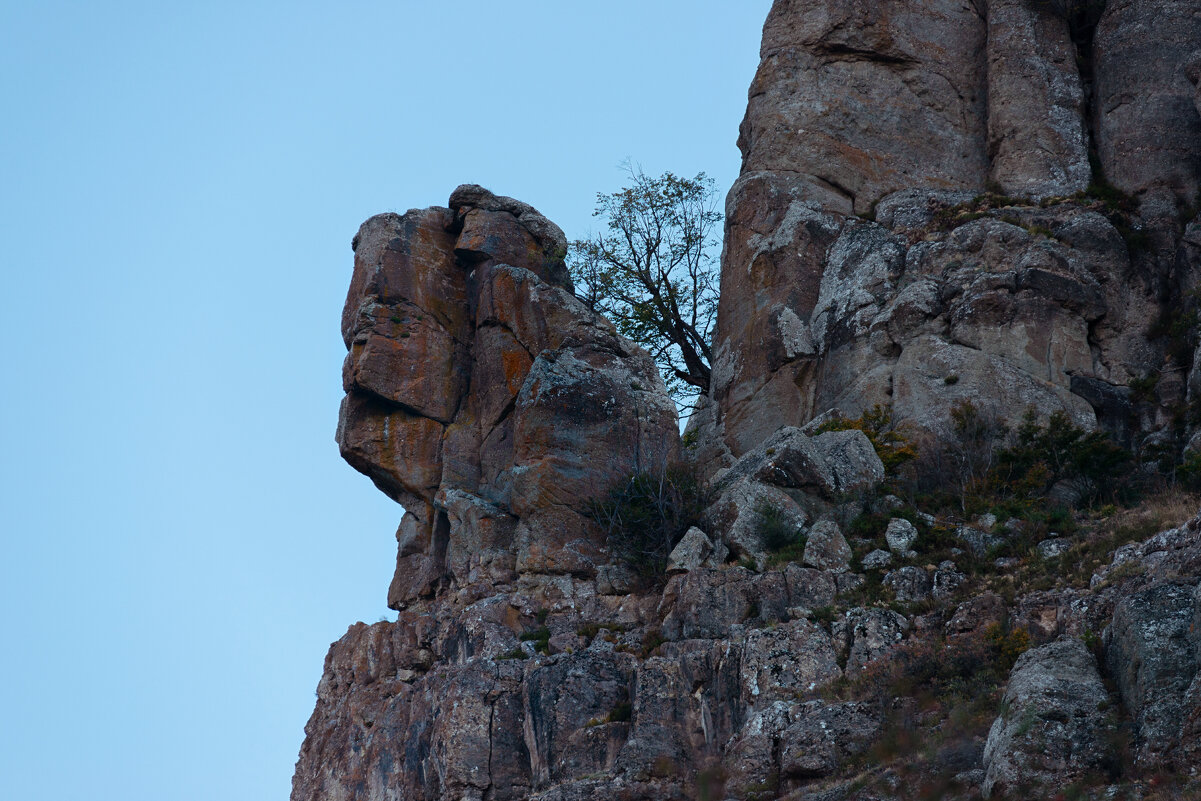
<box><xmin>1105</xmin><ymin>580</ymin><xmax>1201</xmax><ymax>767</ymax></box>
<box><xmin>983</xmin><ymin>637</ymin><xmax>1115</xmax><ymax>797</ymax></box>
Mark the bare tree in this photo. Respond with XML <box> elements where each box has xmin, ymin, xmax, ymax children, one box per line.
<box><xmin>569</xmin><ymin>167</ymin><xmax>721</xmax><ymax>413</ymax></box>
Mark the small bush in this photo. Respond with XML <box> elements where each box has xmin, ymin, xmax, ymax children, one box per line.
<box><xmin>590</xmin><ymin>465</ymin><xmax>706</xmax><ymax>584</ymax></box>
<box><xmin>755</xmin><ymin>501</ymin><xmax>801</xmax><ymax>552</ymax></box>
<box><xmin>994</xmin><ymin>410</ymin><xmax>1132</xmax><ymax>504</ymax></box>
<box><xmin>519</xmin><ymin>626</ymin><xmax>551</xmax><ymax>654</ymax></box>
<box><xmin>607</xmin><ymin>700</ymin><xmax>632</xmax><ymax>723</ymax></box>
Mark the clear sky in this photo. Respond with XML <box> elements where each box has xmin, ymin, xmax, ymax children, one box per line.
<box><xmin>0</xmin><ymin>2</ymin><xmax>771</xmax><ymax>799</ymax></box>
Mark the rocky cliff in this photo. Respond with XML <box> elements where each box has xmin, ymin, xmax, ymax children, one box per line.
<box><xmin>709</xmin><ymin>0</ymin><xmax>1201</xmax><ymax>463</ymax></box>
<box><xmin>294</xmin><ymin>2</ymin><xmax>1201</xmax><ymax>800</ymax></box>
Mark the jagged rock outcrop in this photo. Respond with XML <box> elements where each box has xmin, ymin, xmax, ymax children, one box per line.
<box><xmin>296</xmin><ymin>4</ymin><xmax>1201</xmax><ymax>800</ymax></box>
<box><xmin>710</xmin><ymin>0</ymin><xmax>1201</xmax><ymax>458</ymax></box>
<box><xmin>339</xmin><ymin>186</ymin><xmax>680</xmax><ymax>606</ymax></box>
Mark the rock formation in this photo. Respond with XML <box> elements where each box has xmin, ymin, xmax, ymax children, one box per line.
<box><xmin>338</xmin><ymin>186</ymin><xmax>680</xmax><ymax>605</ymax></box>
<box><xmin>295</xmin><ymin>3</ymin><xmax>1201</xmax><ymax>799</ymax></box>
<box><xmin>711</xmin><ymin>0</ymin><xmax>1201</xmax><ymax>459</ymax></box>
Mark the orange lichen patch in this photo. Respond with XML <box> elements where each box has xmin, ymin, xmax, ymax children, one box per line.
<box><xmin>501</xmin><ymin>347</ymin><xmax>532</xmax><ymax>395</ymax></box>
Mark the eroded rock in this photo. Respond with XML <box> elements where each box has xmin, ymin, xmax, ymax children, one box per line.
<box><xmin>983</xmin><ymin>637</ymin><xmax>1115</xmax><ymax>797</ymax></box>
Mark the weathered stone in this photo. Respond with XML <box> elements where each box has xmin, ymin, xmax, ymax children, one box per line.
<box><xmin>956</xmin><ymin>524</ymin><xmax>1004</xmax><ymax>557</ymax></box>
<box><xmin>658</xmin><ymin>568</ymin><xmax>757</xmax><ymax>640</ymax></box>
<box><xmin>1036</xmin><ymin>537</ymin><xmax>1071</xmax><ymax>560</ymax></box>
<box><xmin>892</xmin><ymin>335</ymin><xmax>1096</xmax><ymax>434</ymax></box>
<box><xmin>836</xmin><ymin>607</ymin><xmax>910</xmax><ymax>673</ymax></box>
<box><xmin>931</xmin><ymin>564</ymin><xmax>966</xmax><ymax>601</ymax></box>
<box><xmin>439</xmin><ymin>488</ymin><xmax>518</xmax><ymax>586</ymax></box>
<box><xmin>1105</xmin><ymin>580</ymin><xmax>1201</xmax><ymax>767</ymax></box>
<box><xmin>782</xmin><ymin>563</ymin><xmax>838</xmax><ymax>611</ymax></box>
<box><xmin>883</xmin><ymin>565</ymin><xmax>932</xmax><ymax>603</ymax></box>
<box><xmin>861</xmin><ymin>549</ymin><xmax>892</xmax><ymax>570</ymax></box>
<box><xmin>741</xmin><ymin>0</ymin><xmax>988</xmax><ymax>214</ymax></box>
<box><xmin>523</xmin><ymin>652</ymin><xmax>633</xmax><ymax>787</ymax></box>
<box><xmin>665</xmin><ymin>527</ymin><xmax>717</xmax><ymax>574</ymax></box>
<box><xmin>343</xmin><ymin>208</ymin><xmax>468</xmax><ymax>348</ymax></box>
<box><xmin>741</xmin><ymin>619</ymin><xmax>842</xmax><ymax>702</ymax></box>
<box><xmin>884</xmin><ymin>518</ymin><xmax>918</xmax><ymax>554</ymax></box>
<box><xmin>706</xmin><ymin>476</ymin><xmax>808</xmax><ymax>560</ymax></box>
<box><xmin>337</xmin><ymin>393</ymin><xmax>445</xmax><ymax>509</ymax></box>
<box><xmin>1093</xmin><ymin>0</ymin><xmax>1201</xmax><ymax>212</ymax></box>
<box><xmin>720</xmin><ymin>426</ymin><xmax>884</xmax><ymax>500</ymax></box>
<box><xmin>802</xmin><ymin>519</ymin><xmax>851</xmax><ymax>572</ymax></box>
<box><xmin>983</xmin><ymin>637</ymin><xmax>1115</xmax><ymax>797</ymax></box>
<box><xmin>779</xmin><ymin>701</ymin><xmax>881</xmax><ymax>779</ymax></box>
<box><xmin>337</xmin><ymin>188</ymin><xmax>682</xmax><ymax>605</ymax></box>
<box><xmin>448</xmin><ymin>184</ymin><xmax>571</xmax><ymax>289</ymax></box>
<box><xmin>986</xmin><ymin>0</ymin><xmax>1090</xmax><ymax>198</ymax></box>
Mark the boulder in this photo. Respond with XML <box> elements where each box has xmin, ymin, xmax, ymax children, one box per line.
<box><xmin>835</xmin><ymin>607</ymin><xmax>910</xmax><ymax>673</ymax></box>
<box><xmin>1036</xmin><ymin>537</ymin><xmax>1071</xmax><ymax>560</ymax></box>
<box><xmin>884</xmin><ymin>518</ymin><xmax>918</xmax><ymax>554</ymax></box>
<box><xmin>983</xmin><ymin>637</ymin><xmax>1115</xmax><ymax>797</ymax></box>
<box><xmin>883</xmin><ymin>566</ymin><xmax>932</xmax><ymax>603</ymax></box>
<box><xmin>705</xmin><ymin>476</ymin><xmax>808</xmax><ymax>560</ymax></box>
<box><xmin>1105</xmin><ymin>580</ymin><xmax>1201</xmax><ymax>766</ymax></box>
<box><xmin>802</xmin><ymin>519</ymin><xmax>851</xmax><ymax>572</ymax></box>
<box><xmin>779</xmin><ymin>700</ymin><xmax>881</xmax><ymax>779</ymax></box>
<box><xmin>861</xmin><ymin>549</ymin><xmax>892</xmax><ymax>570</ymax></box>
<box><xmin>665</xmin><ymin>527</ymin><xmax>723</xmax><ymax>574</ymax></box>
<box><xmin>741</xmin><ymin>620</ymin><xmax>842</xmax><ymax>702</ymax></box>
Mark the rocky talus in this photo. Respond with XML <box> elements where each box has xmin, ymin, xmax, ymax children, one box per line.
<box><xmin>295</xmin><ymin>2</ymin><xmax>1201</xmax><ymax>799</ymax></box>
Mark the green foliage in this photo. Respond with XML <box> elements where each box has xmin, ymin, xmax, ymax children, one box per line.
<box><xmin>1148</xmin><ymin>304</ymin><xmax>1199</xmax><ymax>366</ymax></box>
<box><xmin>519</xmin><ymin>626</ymin><xmax>551</xmax><ymax>655</ymax></box>
<box><xmin>590</xmin><ymin>466</ymin><xmax>706</xmax><ymax>584</ymax></box>
<box><xmin>755</xmin><ymin>501</ymin><xmax>800</xmax><ymax>552</ymax></box>
<box><xmin>816</xmin><ymin>404</ymin><xmax>917</xmax><ymax>475</ymax></box>
<box><xmin>1178</xmin><ymin>450</ymin><xmax>1201</xmax><ymax>491</ymax></box>
<box><xmin>994</xmin><ymin>410</ymin><xmax>1132</xmax><ymax>504</ymax></box>
<box><xmin>1129</xmin><ymin>373</ymin><xmax>1159</xmax><ymax>403</ymax></box>
<box><xmin>569</xmin><ymin>166</ymin><xmax>721</xmax><ymax>410</ymax></box>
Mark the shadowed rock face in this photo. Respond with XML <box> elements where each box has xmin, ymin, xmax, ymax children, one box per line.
<box><xmin>1094</xmin><ymin>0</ymin><xmax>1201</xmax><ymax>219</ymax></box>
<box><xmin>711</xmin><ymin>0</ymin><xmax>1201</xmax><ymax>459</ymax></box>
<box><xmin>337</xmin><ymin>186</ymin><xmax>680</xmax><ymax>607</ymax></box>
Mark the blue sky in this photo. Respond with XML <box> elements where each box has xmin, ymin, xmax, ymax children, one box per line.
<box><xmin>0</xmin><ymin>2</ymin><xmax>770</xmax><ymax>798</ymax></box>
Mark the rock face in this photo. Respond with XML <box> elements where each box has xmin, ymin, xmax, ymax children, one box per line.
<box><xmin>1105</xmin><ymin>580</ymin><xmax>1201</xmax><ymax>767</ymax></box>
<box><xmin>1093</xmin><ymin>0</ymin><xmax>1201</xmax><ymax>218</ymax></box>
<box><xmin>712</xmin><ymin>0</ymin><xmax>1201</xmax><ymax>458</ymax></box>
<box><xmin>338</xmin><ymin>186</ymin><xmax>680</xmax><ymax>606</ymax></box>
<box><xmin>982</xmin><ymin>637</ymin><xmax>1114</xmax><ymax>797</ymax></box>
<box><xmin>295</xmin><ymin>3</ymin><xmax>1201</xmax><ymax>800</ymax></box>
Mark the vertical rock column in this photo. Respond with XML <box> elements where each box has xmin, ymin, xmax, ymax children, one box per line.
<box><xmin>986</xmin><ymin>0</ymin><xmax>1091</xmax><ymax>198</ymax></box>
<box><xmin>1094</xmin><ymin>0</ymin><xmax>1201</xmax><ymax>216</ymax></box>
